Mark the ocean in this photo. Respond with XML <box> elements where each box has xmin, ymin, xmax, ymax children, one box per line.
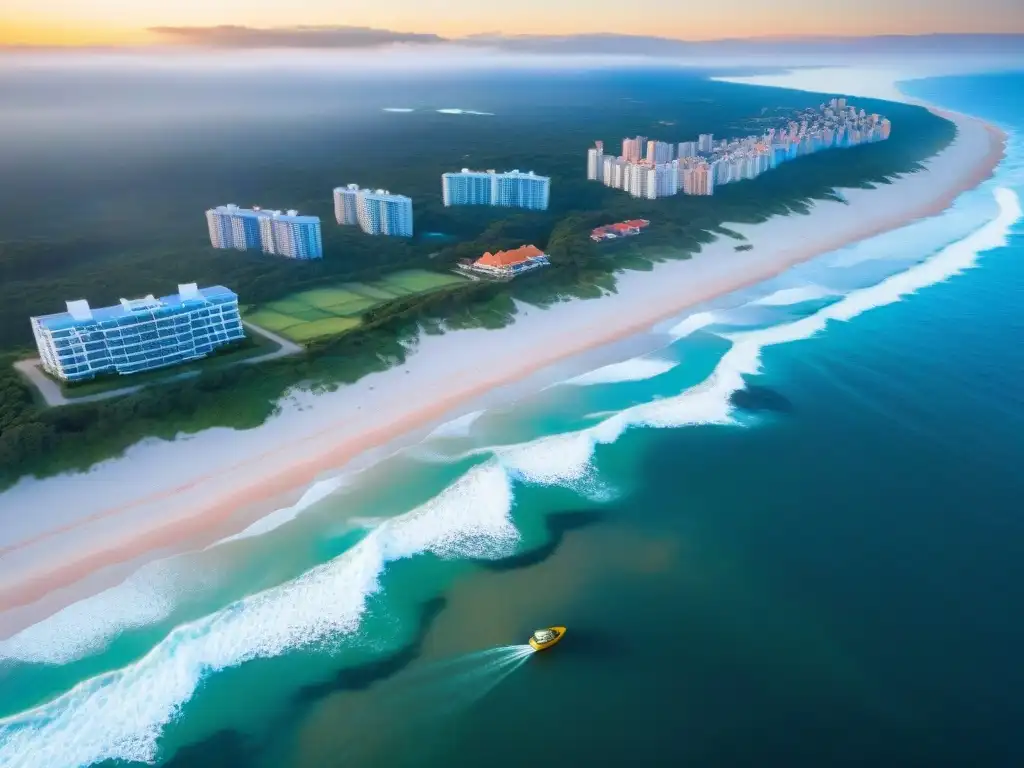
<box><xmin>1</xmin><ymin>69</ymin><xmax>1023</xmax><ymax>767</ymax></box>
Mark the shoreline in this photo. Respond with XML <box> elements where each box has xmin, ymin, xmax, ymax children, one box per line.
<box><xmin>0</xmin><ymin>106</ymin><xmax>1008</xmax><ymax>635</ymax></box>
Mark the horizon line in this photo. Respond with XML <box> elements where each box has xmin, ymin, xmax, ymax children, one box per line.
<box><xmin>3</xmin><ymin>29</ymin><xmax>1024</xmax><ymax>51</ymax></box>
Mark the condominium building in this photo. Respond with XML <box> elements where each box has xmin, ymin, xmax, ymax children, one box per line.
<box><xmin>207</xmin><ymin>205</ymin><xmax>323</xmax><ymax>259</ymax></box>
<box><xmin>355</xmin><ymin>189</ymin><xmax>414</xmax><ymax>237</ymax></box>
<box><xmin>682</xmin><ymin>164</ymin><xmax>715</xmax><ymax>196</ymax></box>
<box><xmin>586</xmin><ymin>100</ymin><xmax>889</xmax><ymax>200</ymax></box>
<box><xmin>587</xmin><ymin>141</ymin><xmax>605</xmax><ymax>181</ymax></box>
<box><xmin>441</xmin><ymin>169</ymin><xmax>550</xmax><ymax>210</ymax></box>
<box><xmin>647</xmin><ymin>140</ymin><xmax>674</xmax><ymax>165</ymax></box>
<box><xmin>621</xmin><ymin>136</ymin><xmax>645</xmax><ymax>163</ymax></box>
<box><xmin>333</xmin><ymin>184</ymin><xmax>360</xmax><ymax>225</ymax></box>
<box><xmin>30</xmin><ymin>283</ymin><xmax>245</xmax><ymax>382</ymax></box>
<box><xmin>678</xmin><ymin>141</ymin><xmax>699</xmax><ymax>159</ymax></box>
<box><xmin>265</xmin><ymin>210</ymin><xmax>323</xmax><ymax>259</ymax></box>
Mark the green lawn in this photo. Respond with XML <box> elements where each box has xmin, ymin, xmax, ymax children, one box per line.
<box><xmin>380</xmin><ymin>270</ymin><xmax>467</xmax><ymax>293</ymax></box>
<box><xmin>244</xmin><ymin>269</ymin><xmax>469</xmax><ymax>343</ymax></box>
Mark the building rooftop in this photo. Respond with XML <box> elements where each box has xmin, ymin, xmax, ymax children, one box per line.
<box><xmin>476</xmin><ymin>244</ymin><xmax>545</xmax><ymax>267</ymax></box>
<box><xmin>209</xmin><ymin>205</ymin><xmax>320</xmax><ymax>224</ymax></box>
<box><xmin>33</xmin><ymin>284</ymin><xmax>238</xmax><ymax>331</ymax></box>
<box><xmin>445</xmin><ymin>169</ymin><xmax>549</xmax><ymax>180</ymax></box>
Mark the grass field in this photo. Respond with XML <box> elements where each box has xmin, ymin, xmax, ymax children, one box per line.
<box><xmin>245</xmin><ymin>270</ymin><xmax>468</xmax><ymax>343</ymax></box>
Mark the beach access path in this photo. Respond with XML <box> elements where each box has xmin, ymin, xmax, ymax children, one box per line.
<box><xmin>13</xmin><ymin>320</ymin><xmax>302</xmax><ymax>408</ymax></box>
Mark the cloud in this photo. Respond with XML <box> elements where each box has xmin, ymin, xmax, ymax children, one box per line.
<box><xmin>149</xmin><ymin>25</ymin><xmax>447</xmax><ymax>49</ymax></box>
<box><xmin>472</xmin><ymin>32</ymin><xmax>1024</xmax><ymax>57</ymax></box>
<box><xmin>142</xmin><ymin>28</ymin><xmax>1024</xmax><ymax>58</ymax></box>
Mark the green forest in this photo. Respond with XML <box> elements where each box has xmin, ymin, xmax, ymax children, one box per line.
<box><xmin>0</xmin><ymin>70</ymin><xmax>957</xmax><ymax>488</ymax></box>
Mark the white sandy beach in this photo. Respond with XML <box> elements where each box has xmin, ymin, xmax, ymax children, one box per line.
<box><xmin>0</xmin><ymin>75</ymin><xmax>1008</xmax><ymax>635</ymax></box>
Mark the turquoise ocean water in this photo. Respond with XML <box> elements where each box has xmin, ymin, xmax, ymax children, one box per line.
<box><xmin>1</xmin><ymin>71</ymin><xmax>1023</xmax><ymax>767</ymax></box>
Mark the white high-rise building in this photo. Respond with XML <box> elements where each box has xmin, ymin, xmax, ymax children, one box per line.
<box><xmin>356</xmin><ymin>189</ymin><xmax>414</xmax><ymax>237</ymax></box>
<box><xmin>333</xmin><ymin>185</ymin><xmax>360</xmax><ymax>225</ymax></box>
<box><xmin>587</xmin><ymin>146</ymin><xmax>604</xmax><ymax>180</ymax></box>
<box><xmin>654</xmin><ymin>162</ymin><xmax>679</xmax><ymax>198</ymax></box>
<box><xmin>31</xmin><ymin>284</ymin><xmax>245</xmax><ymax>382</ymax></box>
<box><xmin>682</xmin><ymin>164</ymin><xmax>715</xmax><ymax>196</ymax></box>
<box><xmin>207</xmin><ymin>204</ymin><xmax>262</xmax><ymax>251</ymax></box>
<box><xmin>442</xmin><ymin>169</ymin><xmax>550</xmax><ymax>210</ymax></box>
<box><xmin>624</xmin><ymin>164</ymin><xmax>653</xmax><ymax>199</ymax></box>
<box><xmin>336</xmin><ymin>184</ymin><xmax>414</xmax><ymax>236</ymax></box>
<box><xmin>647</xmin><ymin>140</ymin><xmax>674</xmax><ymax>165</ymax></box>
<box><xmin>678</xmin><ymin>141</ymin><xmax>699</xmax><ymax>159</ymax></box>
<box><xmin>698</xmin><ymin>133</ymin><xmax>715</xmax><ymax>153</ymax></box>
<box><xmin>263</xmin><ymin>209</ymin><xmax>323</xmax><ymax>259</ymax></box>
<box><xmin>207</xmin><ymin>204</ymin><xmax>322</xmax><ymax>259</ymax></box>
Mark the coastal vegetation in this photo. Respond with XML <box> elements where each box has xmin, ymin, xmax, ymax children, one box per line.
<box><xmin>0</xmin><ymin>69</ymin><xmax>957</xmax><ymax>488</ymax></box>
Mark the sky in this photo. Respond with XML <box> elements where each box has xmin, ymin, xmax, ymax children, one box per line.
<box><xmin>2</xmin><ymin>0</ymin><xmax>1023</xmax><ymax>46</ymax></box>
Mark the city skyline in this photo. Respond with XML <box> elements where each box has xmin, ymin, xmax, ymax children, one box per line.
<box><xmin>3</xmin><ymin>1</ymin><xmax>1023</xmax><ymax>47</ymax></box>
<box><xmin>588</xmin><ymin>99</ymin><xmax>891</xmax><ymax>199</ymax></box>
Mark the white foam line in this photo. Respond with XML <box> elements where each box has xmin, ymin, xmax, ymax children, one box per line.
<box><xmin>558</xmin><ymin>357</ymin><xmax>678</xmax><ymax>387</ymax></box>
<box><xmin>427</xmin><ymin>410</ymin><xmax>485</xmax><ymax>439</ymax></box>
<box><xmin>465</xmin><ymin>186</ymin><xmax>1020</xmax><ymax>488</ymax></box>
<box><xmin>0</xmin><ymin>560</ymin><xmax>183</xmax><ymax>666</ymax></box>
<box><xmin>616</xmin><ymin>186</ymin><xmax>1020</xmax><ymax>433</ymax></box>
<box><xmin>0</xmin><ymin>475</ymin><xmax>351</xmax><ymax>666</ymax></box>
<box><xmin>668</xmin><ymin>311</ymin><xmax>717</xmax><ymax>339</ymax></box>
<box><xmin>750</xmin><ymin>285</ymin><xmax>838</xmax><ymax>306</ymax></box>
<box><xmin>436</xmin><ymin>108</ymin><xmax>494</xmax><ymax>115</ymax></box>
<box><xmin>0</xmin><ymin>462</ymin><xmax>519</xmax><ymax>768</ymax></box>
<box><xmin>214</xmin><ymin>476</ymin><xmax>348</xmax><ymax>546</ymax></box>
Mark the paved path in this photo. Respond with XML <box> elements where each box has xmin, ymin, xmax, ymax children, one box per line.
<box><xmin>13</xmin><ymin>320</ymin><xmax>302</xmax><ymax>408</ymax></box>
<box><xmin>240</xmin><ymin>320</ymin><xmax>303</xmax><ymax>361</ymax></box>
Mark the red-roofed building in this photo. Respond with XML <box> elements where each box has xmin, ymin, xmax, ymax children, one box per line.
<box><xmin>591</xmin><ymin>219</ymin><xmax>650</xmax><ymax>241</ymax></box>
<box><xmin>458</xmin><ymin>244</ymin><xmax>550</xmax><ymax>279</ymax></box>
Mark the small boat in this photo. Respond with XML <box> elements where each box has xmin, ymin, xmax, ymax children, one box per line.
<box><xmin>529</xmin><ymin>626</ymin><xmax>566</xmax><ymax>651</ymax></box>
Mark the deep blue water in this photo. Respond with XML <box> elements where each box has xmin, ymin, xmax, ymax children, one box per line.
<box><xmin>1</xmin><ymin>70</ymin><xmax>1023</xmax><ymax>768</ymax></box>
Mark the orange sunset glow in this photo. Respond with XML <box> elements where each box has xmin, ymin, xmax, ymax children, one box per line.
<box><xmin>3</xmin><ymin>0</ymin><xmax>1023</xmax><ymax>47</ymax></box>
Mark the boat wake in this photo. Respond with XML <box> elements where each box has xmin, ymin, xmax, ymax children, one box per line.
<box><xmin>331</xmin><ymin>644</ymin><xmax>534</xmax><ymax>762</ymax></box>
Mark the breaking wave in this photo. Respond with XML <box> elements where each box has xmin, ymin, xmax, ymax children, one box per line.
<box><xmin>427</xmin><ymin>410</ymin><xmax>485</xmax><ymax>439</ymax></box>
<box><xmin>460</xmin><ymin>185</ymin><xmax>1020</xmax><ymax>492</ymax></box>
<box><xmin>0</xmin><ymin>462</ymin><xmax>519</xmax><ymax>768</ymax></box>
<box><xmin>559</xmin><ymin>357</ymin><xmax>678</xmax><ymax>387</ymax></box>
<box><xmin>751</xmin><ymin>285</ymin><xmax>838</xmax><ymax>306</ymax></box>
<box><xmin>215</xmin><ymin>476</ymin><xmax>348</xmax><ymax>546</ymax></box>
<box><xmin>668</xmin><ymin>311</ymin><xmax>718</xmax><ymax>339</ymax></box>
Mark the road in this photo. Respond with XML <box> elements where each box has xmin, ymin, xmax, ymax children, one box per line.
<box><xmin>13</xmin><ymin>320</ymin><xmax>303</xmax><ymax>408</ymax></box>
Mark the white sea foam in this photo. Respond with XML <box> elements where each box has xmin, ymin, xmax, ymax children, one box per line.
<box><xmin>495</xmin><ymin>432</ymin><xmax>600</xmax><ymax>487</ymax></box>
<box><xmin>613</xmin><ymin>186</ymin><xmax>1020</xmax><ymax>433</ymax></box>
<box><xmin>436</xmin><ymin>108</ymin><xmax>494</xmax><ymax>115</ymax></box>
<box><xmin>214</xmin><ymin>476</ymin><xmax>348</xmax><ymax>546</ymax></box>
<box><xmin>0</xmin><ymin>561</ymin><xmax>182</xmax><ymax>666</ymax></box>
<box><xmin>382</xmin><ymin>107</ymin><xmax>415</xmax><ymax>112</ymax></box>
<box><xmin>0</xmin><ymin>476</ymin><xmax>350</xmax><ymax>666</ymax></box>
<box><xmin>558</xmin><ymin>186</ymin><xmax>1020</xmax><ymax>449</ymax></box>
<box><xmin>559</xmin><ymin>357</ymin><xmax>678</xmax><ymax>387</ymax></box>
<box><xmin>427</xmin><ymin>410</ymin><xmax>485</xmax><ymax>439</ymax></box>
<box><xmin>0</xmin><ymin>462</ymin><xmax>518</xmax><ymax>768</ymax></box>
<box><xmin>751</xmin><ymin>285</ymin><xmax>837</xmax><ymax>306</ymax></box>
<box><xmin>668</xmin><ymin>311</ymin><xmax>717</xmax><ymax>339</ymax></box>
